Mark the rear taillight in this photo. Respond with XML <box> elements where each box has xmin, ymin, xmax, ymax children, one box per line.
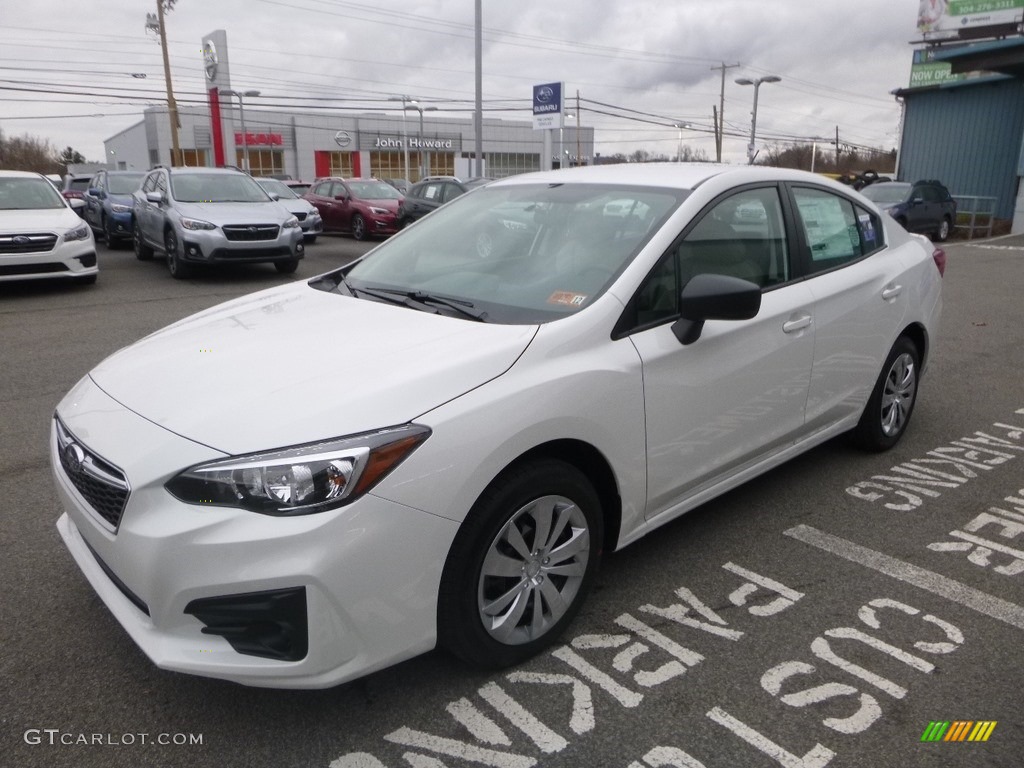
<box><xmin>932</xmin><ymin>248</ymin><xmax>946</xmax><ymax>277</ymax></box>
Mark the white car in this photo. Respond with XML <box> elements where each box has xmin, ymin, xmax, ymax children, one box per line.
<box><xmin>52</xmin><ymin>164</ymin><xmax>943</xmax><ymax>688</ymax></box>
<box><xmin>256</xmin><ymin>177</ymin><xmax>324</xmax><ymax>243</ymax></box>
<box><xmin>0</xmin><ymin>170</ymin><xmax>98</xmax><ymax>284</ymax></box>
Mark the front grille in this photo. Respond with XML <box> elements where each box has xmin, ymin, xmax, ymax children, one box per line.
<box><xmin>55</xmin><ymin>417</ymin><xmax>130</xmax><ymax>531</ymax></box>
<box><xmin>223</xmin><ymin>224</ymin><xmax>279</xmax><ymax>242</ymax></box>
<box><xmin>293</xmin><ymin>212</ymin><xmax>307</xmax><ymax>222</ymax></box>
<box><xmin>0</xmin><ymin>233</ymin><xmax>58</xmax><ymax>255</ymax></box>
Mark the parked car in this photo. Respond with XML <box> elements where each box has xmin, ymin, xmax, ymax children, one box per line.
<box><xmin>84</xmin><ymin>170</ymin><xmax>145</xmax><ymax>247</ymax></box>
<box><xmin>255</xmin><ymin>177</ymin><xmax>323</xmax><ymax>243</ymax></box>
<box><xmin>52</xmin><ymin>163</ymin><xmax>942</xmax><ymax>689</ymax></box>
<box><xmin>0</xmin><ymin>170</ymin><xmax>97</xmax><ymax>284</ymax></box>
<box><xmin>283</xmin><ymin>179</ymin><xmax>313</xmax><ymax>196</ymax></box>
<box><xmin>305</xmin><ymin>177</ymin><xmax>403</xmax><ymax>240</ymax></box>
<box><xmin>61</xmin><ymin>171</ymin><xmax>94</xmax><ymax>215</ymax></box>
<box><xmin>131</xmin><ymin>166</ymin><xmax>304</xmax><ymax>279</ymax></box>
<box><xmin>860</xmin><ymin>180</ymin><xmax>956</xmax><ymax>242</ymax></box>
<box><xmin>397</xmin><ymin>176</ymin><xmax>491</xmax><ymax>228</ymax></box>
<box><xmin>381</xmin><ymin>177</ymin><xmax>410</xmax><ymax>194</ymax></box>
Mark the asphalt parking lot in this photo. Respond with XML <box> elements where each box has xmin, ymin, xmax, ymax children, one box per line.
<box><xmin>1</xmin><ymin>233</ymin><xmax>1022</xmax><ymax>768</ymax></box>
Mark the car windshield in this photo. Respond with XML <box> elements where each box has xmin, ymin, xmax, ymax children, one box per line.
<box><xmin>171</xmin><ymin>173</ymin><xmax>270</xmax><ymax>203</ymax></box>
<box><xmin>68</xmin><ymin>177</ymin><xmax>92</xmax><ymax>192</ymax></box>
<box><xmin>860</xmin><ymin>183</ymin><xmax>911</xmax><ymax>205</ymax></box>
<box><xmin>288</xmin><ymin>183</ymin><xmax>311</xmax><ymax>195</ymax></box>
<box><xmin>336</xmin><ymin>182</ymin><xmax>684</xmax><ymax>324</ymax></box>
<box><xmin>107</xmin><ymin>173</ymin><xmax>144</xmax><ymax>195</ymax></box>
<box><xmin>347</xmin><ymin>181</ymin><xmax>402</xmax><ymax>200</ymax></box>
<box><xmin>258</xmin><ymin>179</ymin><xmax>299</xmax><ymax>199</ymax></box>
<box><xmin>0</xmin><ymin>177</ymin><xmax>67</xmax><ymax>210</ymax></box>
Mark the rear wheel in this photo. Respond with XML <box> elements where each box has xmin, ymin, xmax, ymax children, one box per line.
<box><xmin>853</xmin><ymin>336</ymin><xmax>920</xmax><ymax>452</ymax></box>
<box><xmin>275</xmin><ymin>258</ymin><xmax>299</xmax><ymax>274</ymax></box>
<box><xmin>351</xmin><ymin>214</ymin><xmax>367</xmax><ymax>241</ymax></box>
<box><xmin>133</xmin><ymin>220</ymin><xmax>154</xmax><ymax>260</ymax></box>
<box><xmin>936</xmin><ymin>217</ymin><xmax>951</xmax><ymax>242</ymax></box>
<box><xmin>438</xmin><ymin>460</ymin><xmax>603</xmax><ymax>669</ymax></box>
<box><xmin>165</xmin><ymin>228</ymin><xmax>192</xmax><ymax>279</ymax></box>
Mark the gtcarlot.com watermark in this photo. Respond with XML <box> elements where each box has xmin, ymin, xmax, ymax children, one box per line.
<box><xmin>24</xmin><ymin>729</ymin><xmax>203</xmax><ymax>747</ymax></box>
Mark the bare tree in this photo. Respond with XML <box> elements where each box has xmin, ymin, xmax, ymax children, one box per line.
<box><xmin>0</xmin><ymin>129</ymin><xmax>61</xmax><ymax>174</ymax></box>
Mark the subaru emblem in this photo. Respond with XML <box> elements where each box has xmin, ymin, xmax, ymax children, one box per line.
<box><xmin>63</xmin><ymin>443</ymin><xmax>86</xmax><ymax>475</ymax></box>
<box><xmin>13</xmin><ymin>235</ymin><xmax>31</xmax><ymax>245</ymax></box>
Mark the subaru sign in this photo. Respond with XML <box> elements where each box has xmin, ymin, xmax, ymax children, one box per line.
<box><xmin>533</xmin><ymin>81</ymin><xmax>564</xmax><ymax>130</ymax></box>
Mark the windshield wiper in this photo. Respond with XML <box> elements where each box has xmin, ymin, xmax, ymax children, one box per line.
<box><xmin>355</xmin><ymin>286</ymin><xmax>489</xmax><ymax>322</ymax></box>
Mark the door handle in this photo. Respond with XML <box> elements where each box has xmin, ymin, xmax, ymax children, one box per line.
<box><xmin>783</xmin><ymin>314</ymin><xmax>812</xmax><ymax>334</ymax></box>
<box><xmin>881</xmin><ymin>284</ymin><xmax>902</xmax><ymax>300</ymax></box>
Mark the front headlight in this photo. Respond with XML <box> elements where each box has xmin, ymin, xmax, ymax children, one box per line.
<box><xmin>282</xmin><ymin>216</ymin><xmax>300</xmax><ymax>229</ymax></box>
<box><xmin>111</xmin><ymin>203</ymin><xmax>133</xmax><ymax>214</ymax></box>
<box><xmin>64</xmin><ymin>222</ymin><xmax>91</xmax><ymax>242</ymax></box>
<box><xmin>368</xmin><ymin>207</ymin><xmax>390</xmax><ymax>216</ymax></box>
<box><xmin>165</xmin><ymin>424</ymin><xmax>430</xmax><ymax>516</ymax></box>
<box><xmin>180</xmin><ymin>217</ymin><xmax>216</xmax><ymax>231</ymax></box>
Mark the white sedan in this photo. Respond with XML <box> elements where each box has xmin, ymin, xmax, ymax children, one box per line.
<box><xmin>51</xmin><ymin>164</ymin><xmax>942</xmax><ymax>688</ymax></box>
<box><xmin>0</xmin><ymin>170</ymin><xmax>98</xmax><ymax>284</ymax></box>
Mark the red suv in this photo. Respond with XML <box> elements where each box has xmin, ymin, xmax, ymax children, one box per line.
<box><xmin>305</xmin><ymin>178</ymin><xmax>403</xmax><ymax>240</ymax></box>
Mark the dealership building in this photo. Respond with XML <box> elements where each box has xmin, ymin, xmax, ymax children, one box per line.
<box><xmin>103</xmin><ymin>30</ymin><xmax>593</xmax><ymax>183</ymax></box>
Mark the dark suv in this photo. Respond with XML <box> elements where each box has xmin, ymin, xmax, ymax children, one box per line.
<box><xmin>397</xmin><ymin>177</ymin><xmax>491</xmax><ymax>228</ymax></box>
<box><xmin>860</xmin><ymin>180</ymin><xmax>956</xmax><ymax>242</ymax></box>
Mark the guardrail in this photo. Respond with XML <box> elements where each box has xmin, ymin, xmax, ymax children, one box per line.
<box><xmin>953</xmin><ymin>195</ymin><xmax>997</xmax><ymax>240</ymax></box>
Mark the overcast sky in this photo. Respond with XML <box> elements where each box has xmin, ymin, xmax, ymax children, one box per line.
<box><xmin>1</xmin><ymin>0</ymin><xmax>922</xmax><ymax>166</ymax></box>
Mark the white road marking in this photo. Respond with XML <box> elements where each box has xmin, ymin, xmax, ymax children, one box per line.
<box><xmin>706</xmin><ymin>707</ymin><xmax>835</xmax><ymax>767</ymax></box>
<box><xmin>784</xmin><ymin>524</ymin><xmax>1024</xmax><ymax>631</ymax></box>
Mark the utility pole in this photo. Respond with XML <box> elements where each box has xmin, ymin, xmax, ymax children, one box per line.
<box><xmin>474</xmin><ymin>0</ymin><xmax>483</xmax><ymax>177</ymax></box>
<box><xmin>711</xmin><ymin>62</ymin><xmax>740</xmax><ymax>162</ymax></box>
<box><xmin>835</xmin><ymin>125</ymin><xmax>840</xmax><ymax>167</ymax></box>
<box><xmin>151</xmin><ymin>0</ymin><xmax>182</xmax><ymax>166</ymax></box>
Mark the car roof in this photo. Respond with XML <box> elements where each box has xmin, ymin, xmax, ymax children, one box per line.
<box><xmin>0</xmin><ymin>170</ymin><xmax>46</xmax><ymax>179</ymax></box>
<box><xmin>487</xmin><ymin>162</ymin><xmax>839</xmax><ymax>191</ymax></box>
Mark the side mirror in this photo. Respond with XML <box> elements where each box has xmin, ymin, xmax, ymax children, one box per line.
<box><xmin>334</xmin><ymin>194</ymin><xmax>349</xmax><ymax>201</ymax></box>
<box><xmin>671</xmin><ymin>273</ymin><xmax>762</xmax><ymax>346</ymax></box>
<box><xmin>146</xmin><ymin>191</ymin><xmax>163</xmax><ymax>204</ymax></box>
<box><xmin>68</xmin><ymin>198</ymin><xmax>86</xmax><ymax>211</ymax></box>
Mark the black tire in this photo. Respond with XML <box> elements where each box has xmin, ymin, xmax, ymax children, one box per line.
<box><xmin>935</xmin><ymin>217</ymin><xmax>951</xmax><ymax>242</ymax></box>
<box><xmin>133</xmin><ymin>220</ymin><xmax>154</xmax><ymax>261</ymax></box>
<box><xmin>304</xmin><ymin>235</ymin><xmax>318</xmax><ymax>245</ymax></box>
<box><xmin>75</xmin><ymin>274</ymin><xmax>98</xmax><ymax>285</ymax></box>
<box><xmin>102</xmin><ymin>216</ymin><xmax>117</xmax><ymax>248</ymax></box>
<box><xmin>164</xmin><ymin>228</ymin><xmax>192</xmax><ymax>279</ymax></box>
<box><xmin>351</xmin><ymin>214</ymin><xmax>367</xmax><ymax>241</ymax></box>
<box><xmin>275</xmin><ymin>258</ymin><xmax>299</xmax><ymax>274</ymax></box>
<box><xmin>852</xmin><ymin>336</ymin><xmax>920</xmax><ymax>452</ymax></box>
<box><xmin>438</xmin><ymin>459</ymin><xmax>603</xmax><ymax>669</ymax></box>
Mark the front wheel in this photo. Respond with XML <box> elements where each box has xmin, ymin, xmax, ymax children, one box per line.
<box><xmin>133</xmin><ymin>220</ymin><xmax>154</xmax><ymax>260</ymax></box>
<box><xmin>852</xmin><ymin>336</ymin><xmax>920</xmax><ymax>452</ymax></box>
<box><xmin>351</xmin><ymin>213</ymin><xmax>367</xmax><ymax>241</ymax></box>
<box><xmin>935</xmin><ymin>217</ymin><xmax>951</xmax><ymax>242</ymax></box>
<box><xmin>103</xmin><ymin>216</ymin><xmax>119</xmax><ymax>249</ymax></box>
<box><xmin>438</xmin><ymin>460</ymin><xmax>603</xmax><ymax>669</ymax></box>
<box><xmin>165</xmin><ymin>228</ymin><xmax>192</xmax><ymax>279</ymax></box>
<box><xmin>275</xmin><ymin>258</ymin><xmax>299</xmax><ymax>274</ymax></box>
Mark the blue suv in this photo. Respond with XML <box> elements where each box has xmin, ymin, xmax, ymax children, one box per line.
<box><xmin>860</xmin><ymin>180</ymin><xmax>957</xmax><ymax>242</ymax></box>
<box><xmin>84</xmin><ymin>170</ymin><xmax>145</xmax><ymax>247</ymax></box>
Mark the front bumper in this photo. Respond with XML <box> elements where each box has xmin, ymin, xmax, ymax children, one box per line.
<box><xmin>177</xmin><ymin>224</ymin><xmax>304</xmax><ymax>265</ymax></box>
<box><xmin>0</xmin><ymin>235</ymin><xmax>97</xmax><ymax>282</ymax></box>
<box><xmin>52</xmin><ymin>376</ymin><xmax>457</xmax><ymax>688</ymax></box>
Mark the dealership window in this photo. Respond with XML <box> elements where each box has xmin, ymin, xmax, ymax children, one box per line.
<box><xmin>236</xmin><ymin>149</ymin><xmax>284</xmax><ymax>176</ymax></box>
<box><xmin>180</xmin><ymin>149</ymin><xmax>207</xmax><ymax>167</ymax></box>
<box><xmin>323</xmin><ymin>151</ymin><xmax>355</xmax><ymax>177</ymax></box>
<box><xmin>371</xmin><ymin>151</ymin><xmax>423</xmax><ymax>181</ymax></box>
<box><xmin>425</xmin><ymin>153</ymin><xmax>456</xmax><ymax>178</ymax></box>
<box><xmin>485</xmin><ymin>152</ymin><xmax>540</xmax><ymax>179</ymax></box>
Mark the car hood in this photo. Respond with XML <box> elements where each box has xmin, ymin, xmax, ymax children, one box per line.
<box><xmin>0</xmin><ymin>207</ymin><xmax>83</xmax><ymax>232</ymax></box>
<box><xmin>88</xmin><ymin>282</ymin><xmax>537</xmax><ymax>455</ymax></box>
<box><xmin>174</xmin><ymin>200</ymin><xmax>293</xmax><ymax>224</ymax></box>
<box><xmin>108</xmin><ymin>193</ymin><xmax>134</xmax><ymax>207</ymax></box>
<box><xmin>276</xmin><ymin>200</ymin><xmax>318</xmax><ymax>217</ymax></box>
<box><xmin>359</xmin><ymin>199</ymin><xmax>400</xmax><ymax>212</ymax></box>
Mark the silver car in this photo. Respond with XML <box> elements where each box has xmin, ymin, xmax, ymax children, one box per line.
<box><xmin>132</xmin><ymin>167</ymin><xmax>304</xmax><ymax>279</ymax></box>
<box><xmin>256</xmin><ymin>177</ymin><xmax>323</xmax><ymax>243</ymax></box>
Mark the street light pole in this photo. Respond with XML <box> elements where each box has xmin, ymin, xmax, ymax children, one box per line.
<box><xmin>735</xmin><ymin>75</ymin><xmax>781</xmax><ymax>164</ymax></box>
<box><xmin>388</xmin><ymin>95</ymin><xmax>411</xmax><ymax>181</ymax></box>
<box><xmin>673</xmin><ymin>122</ymin><xmax>691</xmax><ymax>163</ymax></box>
<box><xmin>220</xmin><ymin>88</ymin><xmax>261</xmax><ymax>173</ymax></box>
<box><xmin>409</xmin><ymin>101</ymin><xmax>438</xmax><ymax>178</ymax></box>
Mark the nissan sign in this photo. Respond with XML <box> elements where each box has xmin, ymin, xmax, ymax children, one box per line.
<box><xmin>532</xmin><ymin>81</ymin><xmax>564</xmax><ymax>130</ymax></box>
